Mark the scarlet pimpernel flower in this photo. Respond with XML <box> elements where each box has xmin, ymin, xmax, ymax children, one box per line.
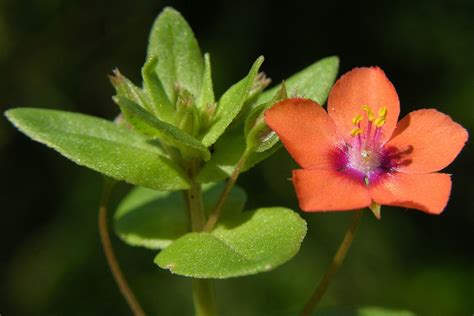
<box><xmin>265</xmin><ymin>67</ymin><xmax>468</xmax><ymax>217</ymax></box>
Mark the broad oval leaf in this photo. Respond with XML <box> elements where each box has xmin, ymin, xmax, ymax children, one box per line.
<box><xmin>259</xmin><ymin>56</ymin><xmax>339</xmax><ymax>105</ymax></box>
<box><xmin>147</xmin><ymin>7</ymin><xmax>204</xmax><ymax>103</ymax></box>
<box><xmin>115</xmin><ymin>96</ymin><xmax>210</xmax><ymax>160</ymax></box>
<box><xmin>114</xmin><ymin>182</ymin><xmax>247</xmax><ymax>249</ymax></box>
<box><xmin>200</xmin><ymin>56</ymin><xmax>264</xmax><ymax>147</ymax></box>
<box><xmin>5</xmin><ymin>108</ymin><xmax>190</xmax><ymax>190</ymax></box>
<box><xmin>197</xmin><ymin>126</ymin><xmax>281</xmax><ymax>183</ymax></box>
<box><xmin>155</xmin><ymin>207</ymin><xmax>307</xmax><ymax>278</ymax></box>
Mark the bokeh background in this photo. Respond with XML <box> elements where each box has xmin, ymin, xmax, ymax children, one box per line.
<box><xmin>1</xmin><ymin>0</ymin><xmax>473</xmax><ymax>315</ymax></box>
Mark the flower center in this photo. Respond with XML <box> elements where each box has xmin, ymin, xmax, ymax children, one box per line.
<box><xmin>345</xmin><ymin>105</ymin><xmax>388</xmax><ymax>184</ymax></box>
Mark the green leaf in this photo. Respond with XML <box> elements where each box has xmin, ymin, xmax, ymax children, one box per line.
<box><xmin>5</xmin><ymin>108</ymin><xmax>190</xmax><ymax>190</ymax></box>
<box><xmin>141</xmin><ymin>57</ymin><xmax>174</xmax><ymax>122</ymax></box>
<box><xmin>259</xmin><ymin>56</ymin><xmax>339</xmax><ymax>105</ymax></box>
<box><xmin>246</xmin><ymin>122</ymin><xmax>279</xmax><ymax>153</ymax></box>
<box><xmin>114</xmin><ymin>182</ymin><xmax>247</xmax><ymax>249</ymax></box>
<box><xmin>173</xmin><ymin>86</ymin><xmax>201</xmax><ymax>137</ymax></box>
<box><xmin>109</xmin><ymin>69</ymin><xmax>151</xmax><ymax>112</ymax></box>
<box><xmin>197</xmin><ymin>127</ymin><xmax>281</xmax><ymax>183</ymax></box>
<box><xmin>197</xmin><ymin>53</ymin><xmax>215</xmax><ymax>110</ymax></box>
<box><xmin>200</xmin><ymin>56</ymin><xmax>264</xmax><ymax>147</ymax></box>
<box><xmin>147</xmin><ymin>7</ymin><xmax>204</xmax><ymax>103</ymax></box>
<box><xmin>115</xmin><ymin>96</ymin><xmax>210</xmax><ymax>160</ymax></box>
<box><xmin>244</xmin><ymin>84</ymin><xmax>288</xmax><ymax>152</ymax></box>
<box><xmin>155</xmin><ymin>207</ymin><xmax>307</xmax><ymax>278</ymax></box>
<box><xmin>315</xmin><ymin>307</ymin><xmax>417</xmax><ymax>316</ymax></box>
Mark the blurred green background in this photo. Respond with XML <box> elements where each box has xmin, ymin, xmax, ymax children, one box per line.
<box><xmin>1</xmin><ymin>0</ymin><xmax>473</xmax><ymax>315</ymax></box>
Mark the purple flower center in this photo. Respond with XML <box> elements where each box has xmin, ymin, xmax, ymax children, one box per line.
<box><xmin>332</xmin><ymin>105</ymin><xmax>397</xmax><ymax>185</ymax></box>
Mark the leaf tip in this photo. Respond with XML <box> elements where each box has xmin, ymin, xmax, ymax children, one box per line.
<box><xmin>165</xmin><ymin>263</ymin><xmax>176</xmax><ymax>271</ymax></box>
<box><xmin>4</xmin><ymin>108</ymin><xmax>14</xmax><ymax>120</ymax></box>
<box><xmin>255</xmin><ymin>55</ymin><xmax>265</xmax><ymax>67</ymax></box>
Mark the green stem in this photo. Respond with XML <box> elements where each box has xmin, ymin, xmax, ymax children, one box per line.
<box><xmin>186</xmin><ymin>163</ymin><xmax>217</xmax><ymax>316</ymax></box>
<box><xmin>98</xmin><ymin>179</ymin><xmax>146</xmax><ymax>316</ymax></box>
<box><xmin>300</xmin><ymin>210</ymin><xmax>364</xmax><ymax>316</ymax></box>
<box><xmin>187</xmin><ymin>179</ymin><xmax>205</xmax><ymax>232</ymax></box>
<box><xmin>203</xmin><ymin>150</ymin><xmax>250</xmax><ymax>232</ymax></box>
<box><xmin>192</xmin><ymin>279</ymin><xmax>217</xmax><ymax>316</ymax></box>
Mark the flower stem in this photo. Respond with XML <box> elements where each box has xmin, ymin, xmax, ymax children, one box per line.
<box><xmin>98</xmin><ymin>178</ymin><xmax>145</xmax><ymax>316</ymax></box>
<box><xmin>300</xmin><ymin>210</ymin><xmax>364</xmax><ymax>316</ymax></box>
<box><xmin>203</xmin><ymin>150</ymin><xmax>250</xmax><ymax>232</ymax></box>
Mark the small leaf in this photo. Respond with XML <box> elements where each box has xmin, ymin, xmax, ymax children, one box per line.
<box><xmin>230</xmin><ymin>72</ymin><xmax>272</xmax><ymax>128</ymax></box>
<box><xmin>141</xmin><ymin>57</ymin><xmax>174</xmax><ymax>122</ymax></box>
<box><xmin>115</xmin><ymin>96</ymin><xmax>210</xmax><ymax>161</ymax></box>
<box><xmin>244</xmin><ymin>84</ymin><xmax>288</xmax><ymax>152</ymax></box>
<box><xmin>200</xmin><ymin>56</ymin><xmax>264</xmax><ymax>147</ymax></box>
<box><xmin>155</xmin><ymin>207</ymin><xmax>307</xmax><ymax>278</ymax></box>
<box><xmin>110</xmin><ymin>69</ymin><xmax>151</xmax><ymax>112</ymax></box>
<box><xmin>114</xmin><ymin>182</ymin><xmax>247</xmax><ymax>249</ymax></box>
<box><xmin>197</xmin><ymin>127</ymin><xmax>281</xmax><ymax>183</ymax></box>
<box><xmin>174</xmin><ymin>86</ymin><xmax>201</xmax><ymax>136</ymax></box>
<box><xmin>259</xmin><ymin>56</ymin><xmax>339</xmax><ymax>105</ymax></box>
<box><xmin>147</xmin><ymin>7</ymin><xmax>204</xmax><ymax>103</ymax></box>
<box><xmin>5</xmin><ymin>108</ymin><xmax>190</xmax><ymax>190</ymax></box>
<box><xmin>197</xmin><ymin>53</ymin><xmax>215</xmax><ymax>111</ymax></box>
<box><xmin>247</xmin><ymin>123</ymin><xmax>279</xmax><ymax>153</ymax></box>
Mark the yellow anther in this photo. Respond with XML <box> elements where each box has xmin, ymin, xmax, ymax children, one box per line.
<box><xmin>374</xmin><ymin>117</ymin><xmax>386</xmax><ymax>128</ymax></box>
<box><xmin>351</xmin><ymin>128</ymin><xmax>363</xmax><ymax>137</ymax></box>
<box><xmin>352</xmin><ymin>115</ymin><xmax>363</xmax><ymax>125</ymax></box>
<box><xmin>362</xmin><ymin>105</ymin><xmax>374</xmax><ymax>122</ymax></box>
<box><xmin>378</xmin><ymin>106</ymin><xmax>387</xmax><ymax>118</ymax></box>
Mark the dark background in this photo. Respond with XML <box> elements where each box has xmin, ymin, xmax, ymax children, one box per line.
<box><xmin>1</xmin><ymin>0</ymin><xmax>473</xmax><ymax>315</ymax></box>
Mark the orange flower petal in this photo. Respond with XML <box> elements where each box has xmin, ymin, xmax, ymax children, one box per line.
<box><xmin>265</xmin><ymin>98</ymin><xmax>341</xmax><ymax>169</ymax></box>
<box><xmin>385</xmin><ymin>109</ymin><xmax>468</xmax><ymax>173</ymax></box>
<box><xmin>328</xmin><ymin>67</ymin><xmax>400</xmax><ymax>143</ymax></box>
<box><xmin>370</xmin><ymin>172</ymin><xmax>451</xmax><ymax>214</ymax></box>
<box><xmin>293</xmin><ymin>169</ymin><xmax>371</xmax><ymax>211</ymax></box>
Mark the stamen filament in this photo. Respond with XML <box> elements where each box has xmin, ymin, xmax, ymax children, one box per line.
<box><xmin>373</xmin><ymin>127</ymin><xmax>381</xmax><ymax>145</ymax></box>
<box><xmin>365</xmin><ymin>121</ymin><xmax>372</xmax><ymax>147</ymax></box>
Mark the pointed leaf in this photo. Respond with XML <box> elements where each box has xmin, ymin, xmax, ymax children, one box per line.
<box><xmin>155</xmin><ymin>207</ymin><xmax>307</xmax><ymax>278</ymax></box>
<box><xmin>259</xmin><ymin>56</ymin><xmax>339</xmax><ymax>105</ymax></box>
<box><xmin>147</xmin><ymin>7</ymin><xmax>204</xmax><ymax>103</ymax></box>
<box><xmin>5</xmin><ymin>108</ymin><xmax>190</xmax><ymax>190</ymax></box>
<box><xmin>110</xmin><ymin>69</ymin><xmax>152</xmax><ymax>112</ymax></box>
<box><xmin>114</xmin><ymin>182</ymin><xmax>247</xmax><ymax>249</ymax></box>
<box><xmin>200</xmin><ymin>56</ymin><xmax>264</xmax><ymax>147</ymax></box>
<box><xmin>115</xmin><ymin>96</ymin><xmax>210</xmax><ymax>160</ymax></box>
<box><xmin>141</xmin><ymin>57</ymin><xmax>174</xmax><ymax>122</ymax></box>
<box><xmin>197</xmin><ymin>53</ymin><xmax>215</xmax><ymax>110</ymax></box>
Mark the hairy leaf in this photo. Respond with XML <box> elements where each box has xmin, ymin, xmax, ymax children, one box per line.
<box><xmin>155</xmin><ymin>207</ymin><xmax>307</xmax><ymax>278</ymax></box>
<box><xmin>5</xmin><ymin>108</ymin><xmax>190</xmax><ymax>190</ymax></box>
<box><xmin>147</xmin><ymin>7</ymin><xmax>204</xmax><ymax>103</ymax></box>
<box><xmin>115</xmin><ymin>96</ymin><xmax>210</xmax><ymax>160</ymax></box>
<box><xmin>200</xmin><ymin>56</ymin><xmax>264</xmax><ymax>147</ymax></box>
<box><xmin>259</xmin><ymin>56</ymin><xmax>339</xmax><ymax>105</ymax></box>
